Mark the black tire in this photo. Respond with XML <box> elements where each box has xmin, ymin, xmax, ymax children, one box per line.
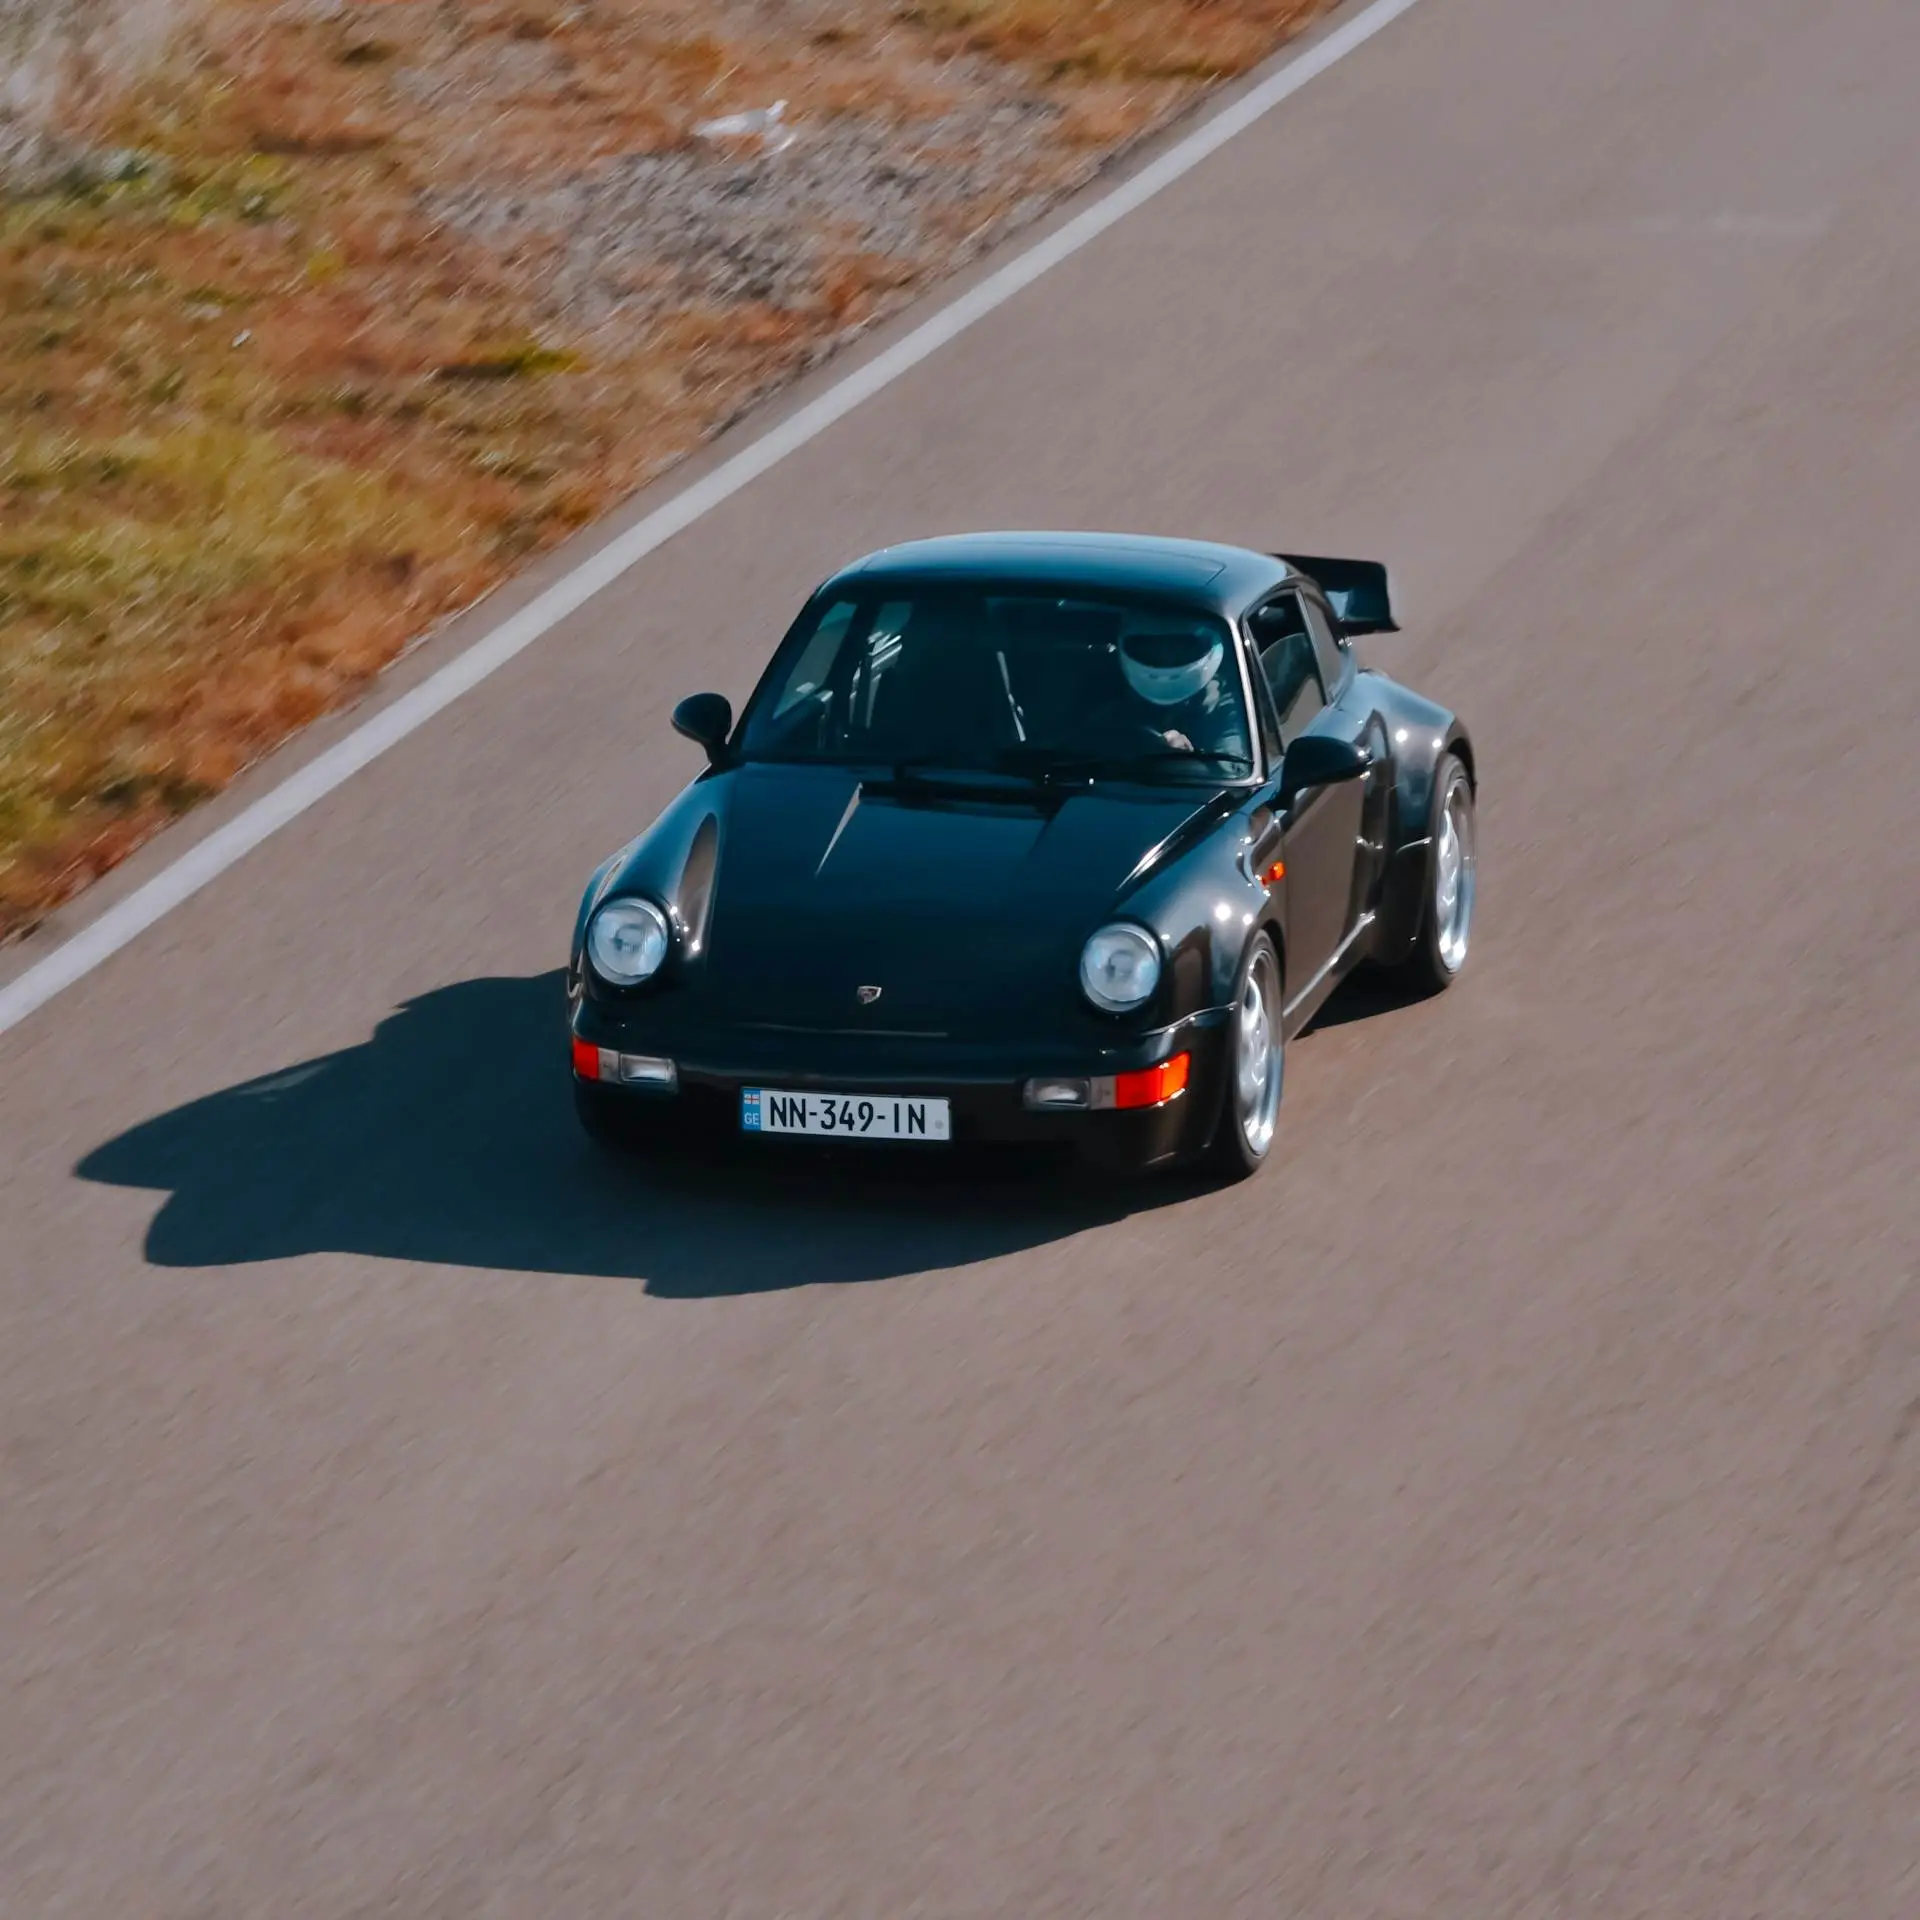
<box><xmin>1396</xmin><ymin>752</ymin><xmax>1476</xmax><ymax>995</ymax></box>
<box><xmin>1206</xmin><ymin>932</ymin><xmax>1284</xmax><ymax>1182</ymax></box>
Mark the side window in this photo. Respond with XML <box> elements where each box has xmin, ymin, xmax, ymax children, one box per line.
<box><xmin>1301</xmin><ymin>595</ymin><xmax>1346</xmax><ymax>694</ymax></box>
<box><xmin>772</xmin><ymin>598</ymin><xmax>857</xmax><ymax>717</ymax></box>
<box><xmin>1247</xmin><ymin>651</ymin><xmax>1284</xmax><ymax>766</ymax></box>
<box><xmin>1249</xmin><ymin>593</ymin><xmax>1327</xmax><ymax>743</ymax></box>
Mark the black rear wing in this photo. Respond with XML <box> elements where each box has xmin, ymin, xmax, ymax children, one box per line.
<box><xmin>1274</xmin><ymin>553</ymin><xmax>1399</xmax><ymax>636</ymax></box>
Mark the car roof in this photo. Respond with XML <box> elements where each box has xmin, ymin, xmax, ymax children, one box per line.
<box><xmin>826</xmin><ymin>532</ymin><xmax>1294</xmax><ymax>618</ymax></box>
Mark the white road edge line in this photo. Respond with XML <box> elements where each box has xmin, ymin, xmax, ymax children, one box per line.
<box><xmin>0</xmin><ymin>0</ymin><xmax>1424</xmax><ymax>1042</ymax></box>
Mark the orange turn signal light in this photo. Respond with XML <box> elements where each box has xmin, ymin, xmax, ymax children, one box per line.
<box><xmin>1262</xmin><ymin>859</ymin><xmax>1286</xmax><ymax>884</ymax></box>
<box><xmin>1113</xmin><ymin>1051</ymin><xmax>1191</xmax><ymax>1110</ymax></box>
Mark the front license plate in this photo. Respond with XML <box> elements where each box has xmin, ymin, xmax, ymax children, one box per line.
<box><xmin>741</xmin><ymin>1088</ymin><xmax>951</xmax><ymax>1141</ymax></box>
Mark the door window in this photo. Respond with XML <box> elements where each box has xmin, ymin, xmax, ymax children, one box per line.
<box><xmin>1247</xmin><ymin>654</ymin><xmax>1284</xmax><ymax>767</ymax></box>
<box><xmin>1301</xmin><ymin>595</ymin><xmax>1347</xmax><ymax>695</ymax></box>
<box><xmin>1249</xmin><ymin>594</ymin><xmax>1327</xmax><ymax>743</ymax></box>
<box><xmin>772</xmin><ymin>597</ymin><xmax>858</xmax><ymax>718</ymax></box>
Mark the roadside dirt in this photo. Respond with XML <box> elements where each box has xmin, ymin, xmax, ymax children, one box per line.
<box><xmin>0</xmin><ymin>0</ymin><xmax>1327</xmax><ymax>940</ymax></box>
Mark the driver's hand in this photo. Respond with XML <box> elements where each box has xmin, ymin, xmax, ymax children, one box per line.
<box><xmin>1162</xmin><ymin>729</ymin><xmax>1194</xmax><ymax>752</ymax></box>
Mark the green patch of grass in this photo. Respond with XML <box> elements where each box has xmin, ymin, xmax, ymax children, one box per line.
<box><xmin>434</xmin><ymin>340</ymin><xmax>583</xmax><ymax>382</ymax></box>
<box><xmin>0</xmin><ymin>417</ymin><xmax>479</xmax><ymax>900</ymax></box>
<box><xmin>0</xmin><ymin>423</ymin><xmax>459</xmax><ymax>640</ymax></box>
<box><xmin>0</xmin><ymin>151</ymin><xmax>295</xmax><ymax>240</ymax></box>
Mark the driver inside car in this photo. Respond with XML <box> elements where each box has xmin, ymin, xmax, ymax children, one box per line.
<box><xmin>1109</xmin><ymin>617</ymin><xmax>1249</xmax><ymax>760</ymax></box>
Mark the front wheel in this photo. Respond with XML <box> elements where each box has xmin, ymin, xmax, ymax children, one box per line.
<box><xmin>1207</xmin><ymin>933</ymin><xmax>1284</xmax><ymax>1182</ymax></box>
<box><xmin>1398</xmin><ymin>752</ymin><xmax>1476</xmax><ymax>993</ymax></box>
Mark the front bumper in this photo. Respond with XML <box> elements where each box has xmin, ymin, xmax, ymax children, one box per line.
<box><xmin>570</xmin><ymin>1005</ymin><xmax>1233</xmax><ymax>1172</ymax></box>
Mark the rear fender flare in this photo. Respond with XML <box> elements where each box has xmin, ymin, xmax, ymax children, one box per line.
<box><xmin>1363</xmin><ymin>677</ymin><xmax>1474</xmax><ymax>963</ymax></box>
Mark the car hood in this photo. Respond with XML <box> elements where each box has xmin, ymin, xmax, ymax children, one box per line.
<box><xmin>697</xmin><ymin>763</ymin><xmax>1214</xmax><ymax>1034</ymax></box>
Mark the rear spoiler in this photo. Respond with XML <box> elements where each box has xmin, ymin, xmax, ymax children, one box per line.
<box><xmin>1273</xmin><ymin>553</ymin><xmax>1399</xmax><ymax>636</ymax></box>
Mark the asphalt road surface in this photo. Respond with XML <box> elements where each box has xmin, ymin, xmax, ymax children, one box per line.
<box><xmin>5</xmin><ymin>0</ymin><xmax>1919</xmax><ymax>1910</ymax></box>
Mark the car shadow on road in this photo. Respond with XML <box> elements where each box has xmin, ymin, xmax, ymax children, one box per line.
<box><xmin>75</xmin><ymin>971</ymin><xmax>1185</xmax><ymax>1296</ymax></box>
<box><xmin>1300</xmin><ymin>967</ymin><xmax>1433</xmax><ymax>1034</ymax></box>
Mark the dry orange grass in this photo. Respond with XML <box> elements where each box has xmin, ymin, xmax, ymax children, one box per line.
<box><xmin>910</xmin><ymin>0</ymin><xmax>1318</xmax><ymax>79</ymax></box>
<box><xmin>1</xmin><ymin>0</ymin><xmax>1328</xmax><ymax>939</ymax></box>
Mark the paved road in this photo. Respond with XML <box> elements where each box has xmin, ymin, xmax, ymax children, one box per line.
<box><xmin>6</xmin><ymin>0</ymin><xmax>1920</xmax><ymax>1910</ymax></box>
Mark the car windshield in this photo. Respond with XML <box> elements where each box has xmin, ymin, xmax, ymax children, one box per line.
<box><xmin>736</xmin><ymin>587</ymin><xmax>1255</xmax><ymax>783</ymax></box>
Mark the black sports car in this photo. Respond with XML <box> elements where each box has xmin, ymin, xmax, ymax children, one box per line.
<box><xmin>568</xmin><ymin>533</ymin><xmax>1475</xmax><ymax>1179</ymax></box>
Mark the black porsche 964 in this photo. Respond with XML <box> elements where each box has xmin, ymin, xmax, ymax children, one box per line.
<box><xmin>568</xmin><ymin>533</ymin><xmax>1475</xmax><ymax>1180</ymax></box>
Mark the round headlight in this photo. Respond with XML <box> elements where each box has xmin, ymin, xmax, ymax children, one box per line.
<box><xmin>587</xmin><ymin>897</ymin><xmax>672</xmax><ymax>986</ymax></box>
<box><xmin>1080</xmin><ymin>922</ymin><xmax>1162</xmax><ymax>1013</ymax></box>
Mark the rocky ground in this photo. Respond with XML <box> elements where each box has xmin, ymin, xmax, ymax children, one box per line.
<box><xmin>0</xmin><ymin>0</ymin><xmax>1326</xmax><ymax>937</ymax></box>
<box><xmin>1</xmin><ymin>0</ymin><xmax>178</xmax><ymax>180</ymax></box>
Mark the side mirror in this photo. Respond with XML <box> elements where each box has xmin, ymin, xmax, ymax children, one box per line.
<box><xmin>1278</xmin><ymin>734</ymin><xmax>1368</xmax><ymax>807</ymax></box>
<box><xmin>671</xmin><ymin>692</ymin><xmax>733</xmax><ymax>767</ymax></box>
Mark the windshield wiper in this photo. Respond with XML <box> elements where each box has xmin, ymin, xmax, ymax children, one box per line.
<box><xmin>867</xmin><ymin>759</ymin><xmax>1047</xmax><ymax>795</ymax></box>
<box><xmin>995</xmin><ymin>746</ymin><xmax>1247</xmax><ymax>784</ymax></box>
